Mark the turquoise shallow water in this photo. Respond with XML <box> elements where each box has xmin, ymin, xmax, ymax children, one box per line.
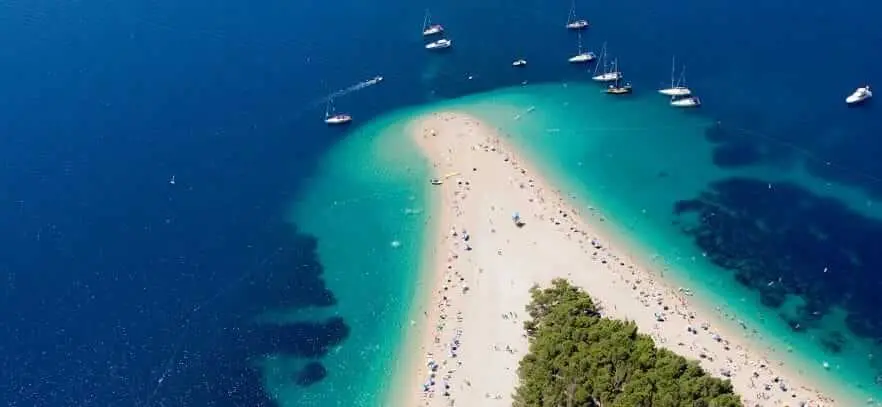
<box><xmin>287</xmin><ymin>83</ymin><xmax>882</xmax><ymax>405</ymax></box>
<box><xmin>283</xmin><ymin>114</ymin><xmax>434</xmax><ymax>406</ymax></box>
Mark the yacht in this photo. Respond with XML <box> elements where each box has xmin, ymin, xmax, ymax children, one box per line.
<box><xmin>670</xmin><ymin>95</ymin><xmax>701</xmax><ymax>108</ymax></box>
<box><xmin>324</xmin><ymin>99</ymin><xmax>352</xmax><ymax>125</ymax></box>
<box><xmin>425</xmin><ymin>38</ymin><xmax>452</xmax><ymax>50</ymax></box>
<box><xmin>591</xmin><ymin>43</ymin><xmax>622</xmax><ymax>82</ymax></box>
<box><xmin>846</xmin><ymin>86</ymin><xmax>872</xmax><ymax>105</ymax></box>
<box><xmin>422</xmin><ymin>10</ymin><xmax>444</xmax><ymax>36</ymax></box>
<box><xmin>659</xmin><ymin>56</ymin><xmax>692</xmax><ymax>97</ymax></box>
<box><xmin>565</xmin><ymin>0</ymin><xmax>589</xmax><ymax>29</ymax></box>
<box><xmin>512</xmin><ymin>59</ymin><xmax>527</xmax><ymax>67</ymax></box>
<box><xmin>568</xmin><ymin>31</ymin><xmax>595</xmax><ymax>63</ymax></box>
<box><xmin>604</xmin><ymin>59</ymin><xmax>632</xmax><ymax>95</ymax></box>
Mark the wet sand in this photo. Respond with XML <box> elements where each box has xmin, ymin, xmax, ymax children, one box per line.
<box><xmin>397</xmin><ymin>111</ymin><xmax>850</xmax><ymax>407</ymax></box>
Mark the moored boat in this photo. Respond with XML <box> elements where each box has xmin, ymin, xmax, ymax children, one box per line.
<box><xmin>670</xmin><ymin>95</ymin><xmax>701</xmax><ymax>108</ymax></box>
<box><xmin>324</xmin><ymin>99</ymin><xmax>352</xmax><ymax>125</ymax></box>
<box><xmin>568</xmin><ymin>31</ymin><xmax>595</xmax><ymax>64</ymax></box>
<box><xmin>512</xmin><ymin>59</ymin><xmax>527</xmax><ymax>67</ymax></box>
<box><xmin>591</xmin><ymin>43</ymin><xmax>621</xmax><ymax>82</ymax></box>
<box><xmin>658</xmin><ymin>56</ymin><xmax>692</xmax><ymax>96</ymax></box>
<box><xmin>565</xmin><ymin>0</ymin><xmax>589</xmax><ymax>30</ymax></box>
<box><xmin>422</xmin><ymin>10</ymin><xmax>444</xmax><ymax>36</ymax></box>
<box><xmin>604</xmin><ymin>59</ymin><xmax>632</xmax><ymax>95</ymax></box>
<box><xmin>846</xmin><ymin>86</ymin><xmax>872</xmax><ymax>105</ymax></box>
<box><xmin>425</xmin><ymin>38</ymin><xmax>452</xmax><ymax>50</ymax></box>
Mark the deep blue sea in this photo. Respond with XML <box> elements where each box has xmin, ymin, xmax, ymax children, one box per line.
<box><xmin>2</xmin><ymin>0</ymin><xmax>882</xmax><ymax>405</ymax></box>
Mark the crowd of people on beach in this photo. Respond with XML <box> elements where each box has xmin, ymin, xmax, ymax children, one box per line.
<box><xmin>411</xmin><ymin>112</ymin><xmax>844</xmax><ymax>407</ymax></box>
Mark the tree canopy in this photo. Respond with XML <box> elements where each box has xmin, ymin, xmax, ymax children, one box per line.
<box><xmin>514</xmin><ymin>278</ymin><xmax>741</xmax><ymax>407</ymax></box>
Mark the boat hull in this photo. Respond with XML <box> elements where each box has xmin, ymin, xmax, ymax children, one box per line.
<box><xmin>592</xmin><ymin>72</ymin><xmax>622</xmax><ymax>82</ymax></box>
<box><xmin>422</xmin><ymin>26</ymin><xmax>443</xmax><ymax>36</ymax></box>
<box><xmin>670</xmin><ymin>97</ymin><xmax>700</xmax><ymax>108</ymax></box>
<box><xmin>568</xmin><ymin>53</ymin><xmax>595</xmax><ymax>63</ymax></box>
<box><xmin>659</xmin><ymin>87</ymin><xmax>691</xmax><ymax>97</ymax></box>
<box><xmin>325</xmin><ymin>115</ymin><xmax>352</xmax><ymax>125</ymax></box>
<box><xmin>425</xmin><ymin>40</ymin><xmax>452</xmax><ymax>50</ymax></box>
<box><xmin>566</xmin><ymin>20</ymin><xmax>589</xmax><ymax>29</ymax></box>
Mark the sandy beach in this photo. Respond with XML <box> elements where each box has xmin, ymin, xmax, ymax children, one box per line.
<box><xmin>397</xmin><ymin>111</ymin><xmax>853</xmax><ymax>407</ymax></box>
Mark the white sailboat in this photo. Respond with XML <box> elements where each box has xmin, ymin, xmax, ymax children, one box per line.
<box><xmin>422</xmin><ymin>10</ymin><xmax>444</xmax><ymax>36</ymax></box>
<box><xmin>568</xmin><ymin>31</ymin><xmax>595</xmax><ymax>63</ymax></box>
<box><xmin>324</xmin><ymin>99</ymin><xmax>352</xmax><ymax>125</ymax></box>
<box><xmin>512</xmin><ymin>59</ymin><xmax>527</xmax><ymax>67</ymax></box>
<box><xmin>659</xmin><ymin>56</ymin><xmax>692</xmax><ymax>97</ymax></box>
<box><xmin>591</xmin><ymin>43</ymin><xmax>622</xmax><ymax>82</ymax></box>
<box><xmin>565</xmin><ymin>0</ymin><xmax>589</xmax><ymax>30</ymax></box>
<box><xmin>670</xmin><ymin>95</ymin><xmax>701</xmax><ymax>108</ymax></box>
<box><xmin>846</xmin><ymin>85</ymin><xmax>872</xmax><ymax>105</ymax></box>
<box><xmin>425</xmin><ymin>38</ymin><xmax>452</xmax><ymax>50</ymax></box>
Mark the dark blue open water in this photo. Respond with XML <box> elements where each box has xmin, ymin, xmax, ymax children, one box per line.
<box><xmin>2</xmin><ymin>0</ymin><xmax>882</xmax><ymax>405</ymax></box>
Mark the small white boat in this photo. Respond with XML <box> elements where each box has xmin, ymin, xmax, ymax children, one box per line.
<box><xmin>425</xmin><ymin>38</ymin><xmax>452</xmax><ymax>50</ymax></box>
<box><xmin>591</xmin><ymin>43</ymin><xmax>621</xmax><ymax>82</ymax></box>
<box><xmin>512</xmin><ymin>59</ymin><xmax>527</xmax><ymax>67</ymax></box>
<box><xmin>846</xmin><ymin>85</ymin><xmax>872</xmax><ymax>105</ymax></box>
<box><xmin>670</xmin><ymin>96</ymin><xmax>701</xmax><ymax>108</ymax></box>
<box><xmin>568</xmin><ymin>31</ymin><xmax>595</xmax><ymax>64</ymax></box>
<box><xmin>659</xmin><ymin>56</ymin><xmax>692</xmax><ymax>96</ymax></box>
<box><xmin>565</xmin><ymin>0</ymin><xmax>589</xmax><ymax>30</ymax></box>
<box><xmin>324</xmin><ymin>99</ymin><xmax>352</xmax><ymax>125</ymax></box>
<box><xmin>422</xmin><ymin>10</ymin><xmax>444</xmax><ymax>36</ymax></box>
<box><xmin>568</xmin><ymin>52</ymin><xmax>595</xmax><ymax>63</ymax></box>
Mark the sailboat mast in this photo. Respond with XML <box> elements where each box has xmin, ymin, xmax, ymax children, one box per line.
<box><xmin>423</xmin><ymin>10</ymin><xmax>429</xmax><ymax>30</ymax></box>
<box><xmin>670</xmin><ymin>56</ymin><xmax>676</xmax><ymax>88</ymax></box>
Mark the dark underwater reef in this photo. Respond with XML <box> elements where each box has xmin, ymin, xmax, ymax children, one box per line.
<box><xmin>673</xmin><ymin>176</ymin><xmax>882</xmax><ymax>362</ymax></box>
<box><xmin>146</xmin><ymin>230</ymin><xmax>348</xmax><ymax>407</ymax></box>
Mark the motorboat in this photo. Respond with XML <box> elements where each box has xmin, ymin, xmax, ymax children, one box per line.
<box><xmin>422</xmin><ymin>10</ymin><xmax>444</xmax><ymax>36</ymax></box>
<box><xmin>425</xmin><ymin>38</ymin><xmax>452</xmax><ymax>50</ymax></box>
<box><xmin>846</xmin><ymin>86</ymin><xmax>872</xmax><ymax>105</ymax></box>
<box><xmin>659</xmin><ymin>56</ymin><xmax>692</xmax><ymax>96</ymax></box>
<box><xmin>568</xmin><ymin>52</ymin><xmax>595</xmax><ymax>63</ymax></box>
<box><xmin>591</xmin><ymin>43</ymin><xmax>622</xmax><ymax>82</ymax></box>
<box><xmin>670</xmin><ymin>96</ymin><xmax>701</xmax><ymax>108</ymax></box>
<box><xmin>512</xmin><ymin>59</ymin><xmax>527</xmax><ymax>67</ymax></box>
<box><xmin>324</xmin><ymin>99</ymin><xmax>352</xmax><ymax>125</ymax></box>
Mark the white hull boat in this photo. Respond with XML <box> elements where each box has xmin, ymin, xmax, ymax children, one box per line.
<box><xmin>425</xmin><ymin>39</ymin><xmax>452</xmax><ymax>50</ymax></box>
<box><xmin>512</xmin><ymin>59</ymin><xmax>527</xmax><ymax>67</ymax></box>
<box><xmin>659</xmin><ymin>87</ymin><xmax>691</xmax><ymax>96</ymax></box>
<box><xmin>568</xmin><ymin>52</ymin><xmax>595</xmax><ymax>63</ymax></box>
<box><xmin>422</xmin><ymin>25</ymin><xmax>443</xmax><ymax>36</ymax></box>
<box><xmin>325</xmin><ymin>114</ymin><xmax>353</xmax><ymax>125</ymax></box>
<box><xmin>592</xmin><ymin>71</ymin><xmax>622</xmax><ymax>82</ymax></box>
<box><xmin>659</xmin><ymin>56</ymin><xmax>692</xmax><ymax>97</ymax></box>
<box><xmin>566</xmin><ymin>20</ymin><xmax>589</xmax><ymax>30</ymax></box>
<box><xmin>421</xmin><ymin>10</ymin><xmax>444</xmax><ymax>36</ymax></box>
<box><xmin>670</xmin><ymin>96</ymin><xmax>701</xmax><ymax>108</ymax></box>
<box><xmin>846</xmin><ymin>86</ymin><xmax>872</xmax><ymax>105</ymax></box>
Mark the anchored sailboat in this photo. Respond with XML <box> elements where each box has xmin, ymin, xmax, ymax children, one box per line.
<box><xmin>568</xmin><ymin>31</ymin><xmax>595</xmax><ymax>63</ymax></box>
<box><xmin>670</xmin><ymin>95</ymin><xmax>701</xmax><ymax>107</ymax></box>
<box><xmin>422</xmin><ymin>10</ymin><xmax>444</xmax><ymax>36</ymax></box>
<box><xmin>324</xmin><ymin>98</ymin><xmax>352</xmax><ymax>125</ymax></box>
<box><xmin>604</xmin><ymin>59</ymin><xmax>632</xmax><ymax>95</ymax></box>
<box><xmin>425</xmin><ymin>38</ymin><xmax>452</xmax><ymax>50</ymax></box>
<box><xmin>659</xmin><ymin>56</ymin><xmax>692</xmax><ymax>96</ymax></box>
<box><xmin>591</xmin><ymin>43</ymin><xmax>622</xmax><ymax>82</ymax></box>
<box><xmin>565</xmin><ymin>0</ymin><xmax>589</xmax><ymax>30</ymax></box>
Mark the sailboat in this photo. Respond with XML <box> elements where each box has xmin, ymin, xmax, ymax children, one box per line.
<box><xmin>591</xmin><ymin>43</ymin><xmax>622</xmax><ymax>82</ymax></box>
<box><xmin>659</xmin><ymin>56</ymin><xmax>692</xmax><ymax>96</ymax></box>
<box><xmin>422</xmin><ymin>10</ymin><xmax>444</xmax><ymax>36</ymax></box>
<box><xmin>324</xmin><ymin>99</ymin><xmax>352</xmax><ymax>125</ymax></box>
<box><xmin>568</xmin><ymin>31</ymin><xmax>595</xmax><ymax>63</ymax></box>
<box><xmin>565</xmin><ymin>0</ymin><xmax>589</xmax><ymax>30</ymax></box>
<box><xmin>604</xmin><ymin>59</ymin><xmax>632</xmax><ymax>95</ymax></box>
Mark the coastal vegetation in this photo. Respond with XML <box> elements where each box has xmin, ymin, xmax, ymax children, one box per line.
<box><xmin>513</xmin><ymin>279</ymin><xmax>741</xmax><ymax>407</ymax></box>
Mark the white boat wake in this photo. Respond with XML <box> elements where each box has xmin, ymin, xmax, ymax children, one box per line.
<box><xmin>314</xmin><ymin>75</ymin><xmax>384</xmax><ymax>105</ymax></box>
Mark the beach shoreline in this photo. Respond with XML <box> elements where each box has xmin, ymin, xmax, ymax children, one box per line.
<box><xmin>392</xmin><ymin>110</ymin><xmax>856</xmax><ymax>407</ymax></box>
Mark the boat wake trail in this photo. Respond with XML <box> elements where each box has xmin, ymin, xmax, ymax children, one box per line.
<box><xmin>313</xmin><ymin>75</ymin><xmax>384</xmax><ymax>105</ymax></box>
